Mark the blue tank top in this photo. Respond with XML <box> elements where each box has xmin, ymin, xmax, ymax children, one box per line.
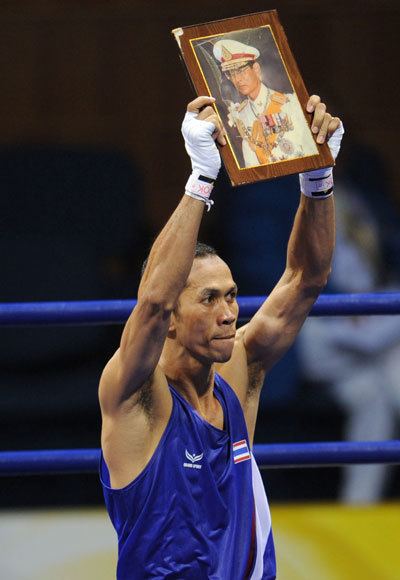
<box><xmin>100</xmin><ymin>373</ymin><xmax>276</xmax><ymax>579</ymax></box>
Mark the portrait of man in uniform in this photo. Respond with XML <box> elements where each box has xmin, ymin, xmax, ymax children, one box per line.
<box><xmin>191</xmin><ymin>26</ymin><xmax>318</xmax><ymax>169</ymax></box>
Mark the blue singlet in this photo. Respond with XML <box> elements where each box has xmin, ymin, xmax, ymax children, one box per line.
<box><xmin>100</xmin><ymin>373</ymin><xmax>276</xmax><ymax>579</ymax></box>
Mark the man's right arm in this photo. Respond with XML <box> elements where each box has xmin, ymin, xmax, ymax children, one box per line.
<box><xmin>99</xmin><ymin>193</ymin><xmax>205</xmax><ymax>416</ymax></box>
<box><xmin>99</xmin><ymin>96</ymin><xmax>224</xmax><ymax>417</ymax></box>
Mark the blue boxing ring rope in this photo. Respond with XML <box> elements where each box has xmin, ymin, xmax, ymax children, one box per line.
<box><xmin>1</xmin><ymin>442</ymin><xmax>400</xmax><ymax>477</ymax></box>
<box><xmin>1</xmin><ymin>292</ymin><xmax>400</xmax><ymax>476</ymax></box>
<box><xmin>1</xmin><ymin>292</ymin><xmax>400</xmax><ymax>326</ymax></box>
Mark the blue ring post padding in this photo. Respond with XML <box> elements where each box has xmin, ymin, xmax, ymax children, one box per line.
<box><xmin>1</xmin><ymin>441</ymin><xmax>399</xmax><ymax>476</ymax></box>
<box><xmin>1</xmin><ymin>293</ymin><xmax>400</xmax><ymax>326</ymax></box>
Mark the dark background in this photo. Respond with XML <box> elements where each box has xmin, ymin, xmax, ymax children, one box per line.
<box><xmin>1</xmin><ymin>0</ymin><xmax>399</xmax><ymax>507</ymax></box>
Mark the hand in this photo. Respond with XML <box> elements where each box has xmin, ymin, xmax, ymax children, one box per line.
<box><xmin>182</xmin><ymin>96</ymin><xmax>225</xmax><ymax>180</ymax></box>
<box><xmin>307</xmin><ymin>95</ymin><xmax>341</xmax><ymax>145</ymax></box>
<box><xmin>300</xmin><ymin>96</ymin><xmax>344</xmax><ymax>197</ymax></box>
<box><xmin>187</xmin><ymin>96</ymin><xmax>226</xmax><ymax>146</ymax></box>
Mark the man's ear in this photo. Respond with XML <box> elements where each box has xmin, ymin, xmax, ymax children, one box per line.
<box><xmin>167</xmin><ymin>312</ymin><xmax>177</xmax><ymax>338</ymax></box>
<box><xmin>253</xmin><ymin>61</ymin><xmax>262</xmax><ymax>79</ymax></box>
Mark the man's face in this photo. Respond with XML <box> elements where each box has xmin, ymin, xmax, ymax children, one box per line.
<box><xmin>226</xmin><ymin>62</ymin><xmax>261</xmax><ymax>98</ymax></box>
<box><xmin>171</xmin><ymin>256</ymin><xmax>239</xmax><ymax>363</ymax></box>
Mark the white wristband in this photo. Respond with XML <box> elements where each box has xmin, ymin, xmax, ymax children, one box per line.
<box><xmin>185</xmin><ymin>170</ymin><xmax>215</xmax><ymax>211</ymax></box>
<box><xmin>299</xmin><ymin>169</ymin><xmax>334</xmax><ymax>199</ymax></box>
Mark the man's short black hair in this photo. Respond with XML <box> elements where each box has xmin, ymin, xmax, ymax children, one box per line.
<box><xmin>193</xmin><ymin>241</ymin><xmax>218</xmax><ymax>259</ymax></box>
<box><xmin>140</xmin><ymin>241</ymin><xmax>218</xmax><ymax>279</ymax></box>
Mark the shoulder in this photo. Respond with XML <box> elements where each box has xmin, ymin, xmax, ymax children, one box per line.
<box><xmin>100</xmin><ymin>356</ymin><xmax>174</xmax><ymax>488</ymax></box>
<box><xmin>215</xmin><ymin>326</ymin><xmax>264</xmax><ymax>398</ymax></box>
<box><xmin>99</xmin><ymin>349</ymin><xmax>172</xmax><ymax>421</ymax></box>
<box><xmin>214</xmin><ymin>371</ymin><xmax>236</xmax><ymax>399</ymax></box>
<box><xmin>270</xmin><ymin>90</ymin><xmax>290</xmax><ymax>106</ymax></box>
<box><xmin>215</xmin><ymin>329</ymin><xmax>264</xmax><ymax>446</ymax></box>
<box><xmin>237</xmin><ymin>99</ymin><xmax>250</xmax><ymax>112</ymax></box>
<box><xmin>230</xmin><ymin>99</ymin><xmax>250</xmax><ymax>120</ymax></box>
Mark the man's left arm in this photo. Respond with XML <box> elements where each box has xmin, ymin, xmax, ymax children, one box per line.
<box><xmin>243</xmin><ymin>96</ymin><xmax>343</xmax><ymax>373</ymax></box>
<box><xmin>243</xmin><ymin>183</ymin><xmax>334</xmax><ymax>372</ymax></box>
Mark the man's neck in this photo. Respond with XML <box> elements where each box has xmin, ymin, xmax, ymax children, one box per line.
<box><xmin>160</xmin><ymin>344</ymin><xmax>216</xmax><ymax>414</ymax></box>
<box><xmin>249</xmin><ymin>82</ymin><xmax>262</xmax><ymax>102</ymax></box>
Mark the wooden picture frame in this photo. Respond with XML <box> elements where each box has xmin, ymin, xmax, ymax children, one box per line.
<box><xmin>172</xmin><ymin>10</ymin><xmax>334</xmax><ymax>186</ymax></box>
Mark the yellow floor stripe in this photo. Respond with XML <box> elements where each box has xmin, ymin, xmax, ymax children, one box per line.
<box><xmin>271</xmin><ymin>503</ymin><xmax>400</xmax><ymax>580</ymax></box>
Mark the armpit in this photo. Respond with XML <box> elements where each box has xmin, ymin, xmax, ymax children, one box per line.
<box><xmin>247</xmin><ymin>360</ymin><xmax>265</xmax><ymax>397</ymax></box>
<box><xmin>137</xmin><ymin>379</ymin><xmax>153</xmax><ymax>418</ymax></box>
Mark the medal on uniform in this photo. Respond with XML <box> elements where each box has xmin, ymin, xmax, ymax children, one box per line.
<box><xmin>279</xmin><ymin>138</ymin><xmax>295</xmax><ymax>155</ymax></box>
<box><xmin>258</xmin><ymin>114</ymin><xmax>269</xmax><ymax>133</ymax></box>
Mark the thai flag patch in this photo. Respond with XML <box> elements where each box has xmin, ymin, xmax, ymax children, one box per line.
<box><xmin>233</xmin><ymin>439</ymin><xmax>251</xmax><ymax>464</ymax></box>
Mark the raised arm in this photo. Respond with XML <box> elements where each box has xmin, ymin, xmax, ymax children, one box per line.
<box><xmin>242</xmin><ymin>96</ymin><xmax>344</xmax><ymax>373</ymax></box>
<box><xmin>99</xmin><ymin>96</ymin><xmax>224</xmax><ymax>415</ymax></box>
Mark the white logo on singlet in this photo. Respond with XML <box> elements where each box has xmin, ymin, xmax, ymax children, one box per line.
<box><xmin>183</xmin><ymin>449</ymin><xmax>203</xmax><ymax>470</ymax></box>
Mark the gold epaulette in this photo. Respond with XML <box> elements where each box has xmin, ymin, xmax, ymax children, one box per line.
<box><xmin>271</xmin><ymin>92</ymin><xmax>287</xmax><ymax>105</ymax></box>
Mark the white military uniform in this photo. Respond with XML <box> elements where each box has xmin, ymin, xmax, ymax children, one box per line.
<box><xmin>213</xmin><ymin>38</ymin><xmax>318</xmax><ymax>168</ymax></box>
<box><xmin>227</xmin><ymin>83</ymin><xmax>318</xmax><ymax>167</ymax></box>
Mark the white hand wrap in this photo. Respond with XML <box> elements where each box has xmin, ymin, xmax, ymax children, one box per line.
<box><xmin>185</xmin><ymin>170</ymin><xmax>215</xmax><ymax>211</ymax></box>
<box><xmin>299</xmin><ymin>170</ymin><xmax>334</xmax><ymax>199</ymax></box>
<box><xmin>300</xmin><ymin>121</ymin><xmax>345</xmax><ymax>199</ymax></box>
<box><xmin>181</xmin><ymin>111</ymin><xmax>221</xmax><ymax>211</ymax></box>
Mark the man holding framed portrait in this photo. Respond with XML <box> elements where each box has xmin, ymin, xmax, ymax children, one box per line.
<box><xmin>100</xmin><ymin>92</ymin><xmax>344</xmax><ymax>579</ymax></box>
<box><xmin>99</xmin><ymin>11</ymin><xmax>344</xmax><ymax>580</ymax></box>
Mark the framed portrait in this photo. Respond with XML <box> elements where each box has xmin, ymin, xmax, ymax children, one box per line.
<box><xmin>172</xmin><ymin>10</ymin><xmax>334</xmax><ymax>186</ymax></box>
